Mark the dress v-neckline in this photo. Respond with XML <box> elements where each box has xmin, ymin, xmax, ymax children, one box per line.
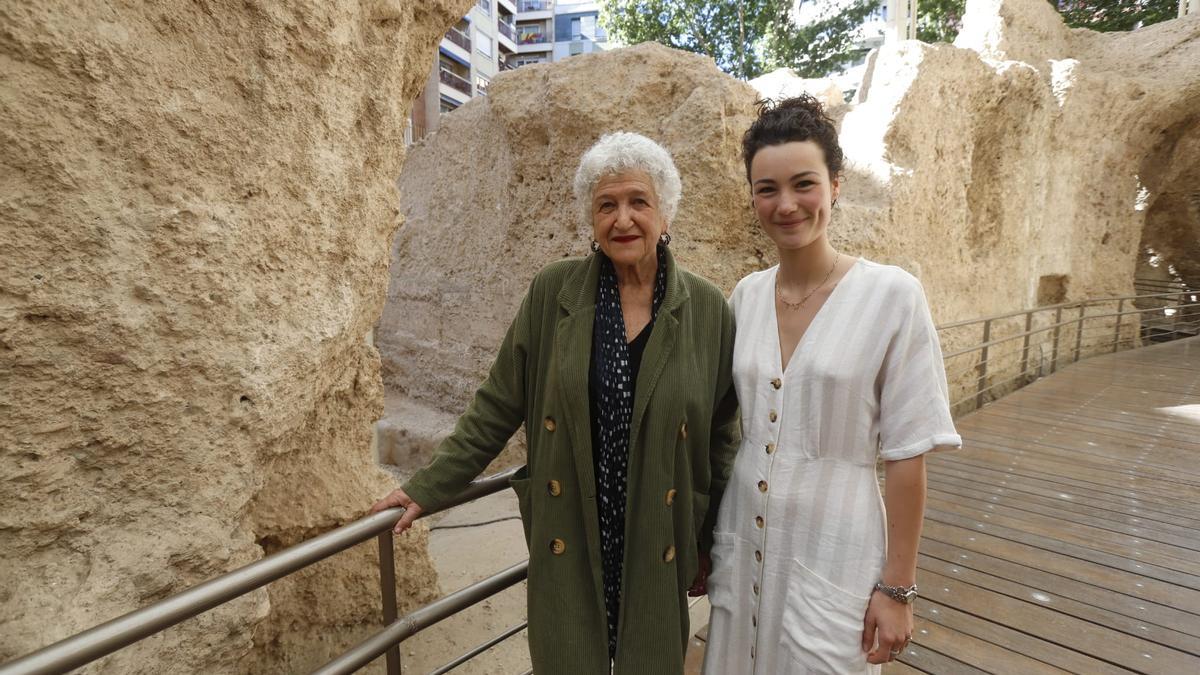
<box><xmin>770</xmin><ymin>258</ymin><xmax>861</xmax><ymax>375</ymax></box>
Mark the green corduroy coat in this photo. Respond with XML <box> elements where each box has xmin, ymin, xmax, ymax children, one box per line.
<box><xmin>403</xmin><ymin>249</ymin><xmax>740</xmax><ymax>674</ymax></box>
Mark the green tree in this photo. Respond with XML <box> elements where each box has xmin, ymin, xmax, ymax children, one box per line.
<box><xmin>763</xmin><ymin>0</ymin><xmax>881</xmax><ymax>78</ymax></box>
<box><xmin>600</xmin><ymin>0</ymin><xmax>777</xmax><ymax>79</ymax></box>
<box><xmin>1052</xmin><ymin>0</ymin><xmax>1178</xmax><ymax>31</ymax></box>
<box><xmin>917</xmin><ymin>0</ymin><xmax>966</xmax><ymax>43</ymax></box>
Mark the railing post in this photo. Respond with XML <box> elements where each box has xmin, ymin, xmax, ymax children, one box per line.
<box><xmin>1051</xmin><ymin>306</ymin><xmax>1063</xmax><ymax>372</ymax></box>
<box><xmin>1112</xmin><ymin>298</ymin><xmax>1124</xmax><ymax>353</ymax></box>
<box><xmin>1019</xmin><ymin>311</ymin><xmax>1032</xmax><ymax>382</ymax></box>
<box><xmin>1073</xmin><ymin>303</ymin><xmax>1085</xmax><ymax>362</ymax></box>
<box><xmin>976</xmin><ymin>319</ymin><xmax>991</xmax><ymax>410</ymax></box>
<box><xmin>378</xmin><ymin>530</ymin><xmax>402</xmax><ymax>675</ymax></box>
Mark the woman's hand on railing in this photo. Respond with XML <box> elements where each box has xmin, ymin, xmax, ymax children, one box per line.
<box><xmin>370</xmin><ymin>488</ymin><xmax>424</xmax><ymax>534</ymax></box>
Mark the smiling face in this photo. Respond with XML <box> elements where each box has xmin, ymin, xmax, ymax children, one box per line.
<box><xmin>591</xmin><ymin>169</ymin><xmax>667</xmax><ymax>268</ymax></box>
<box><xmin>749</xmin><ymin>141</ymin><xmax>840</xmax><ymax>252</ymax></box>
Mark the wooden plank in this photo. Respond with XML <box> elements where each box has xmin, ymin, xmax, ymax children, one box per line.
<box><xmin>923</xmin><ymin>505</ymin><xmax>1200</xmax><ymax>591</ymax></box>
<box><xmin>925</xmin><ymin>483</ymin><xmax>1200</xmax><ymax>552</ymax></box>
<box><xmin>917</xmin><ymin>552</ymin><xmax>1200</xmax><ymax>653</ymax></box>
<box><xmin>908</xmin><ymin>615</ymin><xmax>1068</xmax><ymax>674</ymax></box>
<box><xmin>919</xmin><ymin>569</ymin><xmax>1200</xmax><ymax>672</ymax></box>
<box><xmin>921</xmin><ymin>458</ymin><xmax>1195</xmax><ymax>533</ymax></box>
<box><xmin>925</xmin><ymin>494</ymin><xmax>1200</xmax><ymax>578</ymax></box>
<box><xmin>915</xmin><ymin>600</ymin><xmax>1130</xmax><ymax>674</ymax></box>
<box><xmin>921</xmin><ymin>520</ymin><xmax>1200</xmax><ymax>615</ymax></box>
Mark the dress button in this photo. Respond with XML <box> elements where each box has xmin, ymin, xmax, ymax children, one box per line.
<box><xmin>769</xmin><ymin>410</ymin><xmax>778</xmax><ymax>422</ymax></box>
<box><xmin>755</xmin><ymin>550</ymin><xmax>762</xmax><ymax>562</ymax></box>
<box><xmin>665</xmin><ymin>488</ymin><xmax>677</xmax><ymax>506</ymax></box>
<box><xmin>755</xmin><ymin>516</ymin><xmax>764</xmax><ymax>529</ymax></box>
<box><xmin>765</xmin><ymin>442</ymin><xmax>775</xmax><ymax>455</ymax></box>
<box><xmin>758</xmin><ymin>480</ymin><xmax>768</xmax><ymax>493</ymax></box>
<box><xmin>543</xmin><ymin>417</ymin><xmax>556</xmax><ymax>432</ymax></box>
<box><xmin>663</xmin><ymin>545</ymin><xmax>676</xmax><ymax>562</ymax></box>
<box><xmin>752</xmin><ymin>583</ymin><xmax>759</xmax><ymax>595</ymax></box>
<box><xmin>679</xmin><ymin>421</ymin><xmax>688</xmax><ymax>439</ymax></box>
<box><xmin>549</xmin><ymin>538</ymin><xmax>566</xmax><ymax>555</ymax></box>
<box><xmin>547</xmin><ymin>480</ymin><xmax>562</xmax><ymax>497</ymax></box>
<box><xmin>770</xmin><ymin>378</ymin><xmax>782</xmax><ymax>390</ymax></box>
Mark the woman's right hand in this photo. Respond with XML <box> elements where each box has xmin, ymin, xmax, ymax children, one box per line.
<box><xmin>370</xmin><ymin>488</ymin><xmax>424</xmax><ymax>534</ymax></box>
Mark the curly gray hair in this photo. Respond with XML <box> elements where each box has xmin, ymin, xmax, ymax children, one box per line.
<box><xmin>572</xmin><ymin>132</ymin><xmax>682</xmax><ymax>227</ymax></box>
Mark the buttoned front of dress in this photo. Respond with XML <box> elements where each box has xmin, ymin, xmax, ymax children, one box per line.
<box><xmin>703</xmin><ymin>259</ymin><xmax>962</xmax><ymax>675</ymax></box>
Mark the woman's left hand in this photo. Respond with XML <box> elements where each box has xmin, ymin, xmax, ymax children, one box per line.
<box><xmin>861</xmin><ymin>589</ymin><xmax>913</xmax><ymax>664</ymax></box>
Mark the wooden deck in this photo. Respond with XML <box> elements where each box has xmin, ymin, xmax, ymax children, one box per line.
<box><xmin>687</xmin><ymin>336</ymin><xmax>1200</xmax><ymax>674</ymax></box>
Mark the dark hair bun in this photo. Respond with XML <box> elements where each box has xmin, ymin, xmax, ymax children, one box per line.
<box><xmin>742</xmin><ymin>94</ymin><xmax>843</xmax><ymax>182</ymax></box>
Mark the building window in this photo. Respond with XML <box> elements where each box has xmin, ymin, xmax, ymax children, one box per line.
<box><xmin>478</xmin><ymin>0</ymin><xmax>491</xmax><ymax>16</ymax></box>
<box><xmin>476</xmin><ymin>75</ymin><xmax>491</xmax><ymax>96</ymax></box>
<box><xmin>477</xmin><ymin>32</ymin><xmax>493</xmax><ymax>57</ymax></box>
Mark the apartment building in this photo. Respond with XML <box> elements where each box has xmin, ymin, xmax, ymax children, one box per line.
<box><xmin>409</xmin><ymin>0</ymin><xmax>607</xmax><ymax>143</ymax></box>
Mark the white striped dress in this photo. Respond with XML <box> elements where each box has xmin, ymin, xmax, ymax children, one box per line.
<box><xmin>702</xmin><ymin>258</ymin><xmax>961</xmax><ymax>674</ymax></box>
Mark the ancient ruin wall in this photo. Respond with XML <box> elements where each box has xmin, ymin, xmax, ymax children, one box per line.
<box><xmin>379</xmin><ymin>1</ymin><xmax>1198</xmax><ymax>457</ymax></box>
<box><xmin>0</xmin><ymin>1</ymin><xmax>474</xmax><ymax>672</ymax></box>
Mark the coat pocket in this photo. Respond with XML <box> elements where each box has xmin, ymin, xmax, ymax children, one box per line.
<box><xmin>781</xmin><ymin>558</ymin><xmax>872</xmax><ymax>673</ymax></box>
<box><xmin>509</xmin><ymin>465</ymin><xmax>532</xmax><ymax>546</ymax></box>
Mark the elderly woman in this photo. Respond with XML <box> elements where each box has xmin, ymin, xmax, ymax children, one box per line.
<box><xmin>371</xmin><ymin>132</ymin><xmax>739</xmax><ymax>673</ymax></box>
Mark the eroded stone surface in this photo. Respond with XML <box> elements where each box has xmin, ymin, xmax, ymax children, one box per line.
<box><xmin>0</xmin><ymin>1</ymin><xmax>474</xmax><ymax>671</ymax></box>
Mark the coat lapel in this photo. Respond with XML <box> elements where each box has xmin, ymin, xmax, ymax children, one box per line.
<box><xmin>554</xmin><ymin>255</ymin><xmax>606</xmax><ymax>609</ymax></box>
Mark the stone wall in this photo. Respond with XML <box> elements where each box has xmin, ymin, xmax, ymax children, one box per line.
<box><xmin>0</xmin><ymin>1</ymin><xmax>473</xmax><ymax>672</ymax></box>
<box><xmin>379</xmin><ymin>0</ymin><xmax>1198</xmax><ymax>455</ymax></box>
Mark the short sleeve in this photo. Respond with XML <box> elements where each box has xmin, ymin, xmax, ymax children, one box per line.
<box><xmin>877</xmin><ymin>275</ymin><xmax>962</xmax><ymax>461</ymax></box>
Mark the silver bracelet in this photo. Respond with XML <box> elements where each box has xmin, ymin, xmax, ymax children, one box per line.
<box><xmin>874</xmin><ymin>581</ymin><xmax>918</xmax><ymax>604</ymax></box>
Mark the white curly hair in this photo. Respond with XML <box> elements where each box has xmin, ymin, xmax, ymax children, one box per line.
<box><xmin>572</xmin><ymin>132</ymin><xmax>682</xmax><ymax>227</ymax></box>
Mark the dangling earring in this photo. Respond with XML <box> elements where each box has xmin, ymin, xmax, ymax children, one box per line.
<box><xmin>659</xmin><ymin>233</ymin><xmax>672</xmax><ymax>246</ymax></box>
<box><xmin>590</xmin><ymin>240</ymin><xmax>600</xmax><ymax>253</ymax></box>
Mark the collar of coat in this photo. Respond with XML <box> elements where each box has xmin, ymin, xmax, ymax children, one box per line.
<box><xmin>555</xmin><ymin>245</ymin><xmax>691</xmax><ymax>316</ymax></box>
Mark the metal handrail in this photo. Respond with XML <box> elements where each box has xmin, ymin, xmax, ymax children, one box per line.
<box><xmin>0</xmin><ymin>467</ymin><xmax>522</xmax><ymax>675</ymax></box>
<box><xmin>937</xmin><ymin>289</ymin><xmax>1198</xmax><ymax>415</ymax></box>
<box><xmin>313</xmin><ymin>562</ymin><xmax>529</xmax><ymax>675</ymax></box>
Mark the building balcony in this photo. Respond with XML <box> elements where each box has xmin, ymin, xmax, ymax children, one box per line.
<box><xmin>517</xmin><ymin>0</ymin><xmax>551</xmax><ymax>10</ymax></box>
<box><xmin>439</xmin><ymin>68</ymin><xmax>472</xmax><ymax>96</ymax></box>
<box><xmin>497</xmin><ymin>21</ymin><xmax>517</xmax><ymax>52</ymax></box>
<box><xmin>497</xmin><ymin>0</ymin><xmax>517</xmax><ymax>12</ymax></box>
<box><xmin>445</xmin><ymin>27</ymin><xmax>471</xmax><ymax>52</ymax></box>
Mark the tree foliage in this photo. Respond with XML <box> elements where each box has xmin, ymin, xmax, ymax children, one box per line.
<box><xmin>916</xmin><ymin>0</ymin><xmax>966</xmax><ymax>43</ymax></box>
<box><xmin>599</xmin><ymin>0</ymin><xmax>776</xmax><ymax>80</ymax></box>
<box><xmin>764</xmin><ymin>0</ymin><xmax>881</xmax><ymax>78</ymax></box>
<box><xmin>1052</xmin><ymin>0</ymin><xmax>1178</xmax><ymax>32</ymax></box>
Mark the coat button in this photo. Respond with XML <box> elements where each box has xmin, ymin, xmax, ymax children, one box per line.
<box><xmin>550</xmin><ymin>538</ymin><xmax>566</xmax><ymax>555</ymax></box>
<box><xmin>679</xmin><ymin>422</ymin><xmax>687</xmax><ymax>439</ymax></box>
<box><xmin>752</xmin><ymin>583</ymin><xmax>759</xmax><ymax>595</ymax></box>
<box><xmin>543</xmin><ymin>417</ymin><xmax>556</xmax><ymax>432</ymax></box>
<box><xmin>663</xmin><ymin>545</ymin><xmax>676</xmax><ymax>562</ymax></box>
<box><xmin>547</xmin><ymin>480</ymin><xmax>562</xmax><ymax>497</ymax></box>
<box><xmin>758</xmin><ymin>480</ymin><xmax>768</xmax><ymax>493</ymax></box>
<box><xmin>770</xmin><ymin>378</ymin><xmax>782</xmax><ymax>390</ymax></box>
<box><xmin>665</xmin><ymin>488</ymin><xmax>677</xmax><ymax>506</ymax></box>
<box><xmin>754</xmin><ymin>516</ymin><xmax>764</xmax><ymax>529</ymax></box>
<box><xmin>769</xmin><ymin>410</ymin><xmax>778</xmax><ymax>422</ymax></box>
<box><xmin>755</xmin><ymin>550</ymin><xmax>762</xmax><ymax>562</ymax></box>
<box><xmin>765</xmin><ymin>443</ymin><xmax>775</xmax><ymax>455</ymax></box>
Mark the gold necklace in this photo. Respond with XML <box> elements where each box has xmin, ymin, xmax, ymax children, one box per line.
<box><xmin>776</xmin><ymin>253</ymin><xmax>839</xmax><ymax>311</ymax></box>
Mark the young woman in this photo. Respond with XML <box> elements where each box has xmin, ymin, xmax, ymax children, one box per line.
<box><xmin>701</xmin><ymin>96</ymin><xmax>961</xmax><ymax>674</ymax></box>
